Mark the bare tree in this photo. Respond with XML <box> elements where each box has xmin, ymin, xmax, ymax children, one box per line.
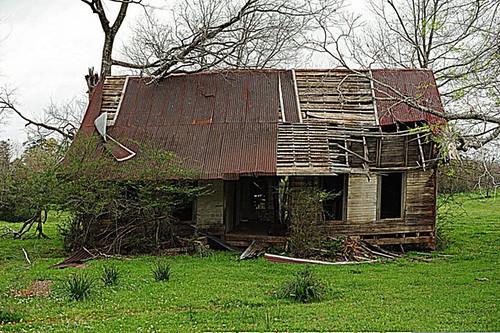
<box><xmin>309</xmin><ymin>0</ymin><xmax>500</xmax><ymax>151</ymax></box>
<box><xmin>0</xmin><ymin>87</ymin><xmax>85</xmax><ymax>142</ymax></box>
<box><xmin>80</xmin><ymin>0</ymin><xmax>138</xmax><ymax>77</ymax></box>
<box><xmin>2</xmin><ymin>0</ymin><xmax>342</xmax><ymax>149</ymax></box>
<box><xmin>25</xmin><ymin>98</ymin><xmax>87</xmax><ymax>144</ymax></box>
<box><xmin>81</xmin><ymin>0</ymin><xmax>344</xmax><ymax>79</ymax></box>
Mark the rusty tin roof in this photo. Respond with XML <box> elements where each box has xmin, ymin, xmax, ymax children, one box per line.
<box><xmin>74</xmin><ymin>68</ymin><xmax>445</xmax><ymax>179</ymax></box>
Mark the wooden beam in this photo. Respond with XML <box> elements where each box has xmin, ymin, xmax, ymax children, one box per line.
<box><xmin>331</xmin><ymin>142</ymin><xmax>371</xmax><ymax>163</ymax></box>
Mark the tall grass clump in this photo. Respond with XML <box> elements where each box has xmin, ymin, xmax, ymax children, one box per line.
<box><xmin>277</xmin><ymin>267</ymin><xmax>325</xmax><ymax>303</ymax></box>
<box><xmin>152</xmin><ymin>262</ymin><xmax>171</xmax><ymax>281</ymax></box>
<box><xmin>61</xmin><ymin>273</ymin><xmax>95</xmax><ymax>301</ymax></box>
<box><xmin>101</xmin><ymin>265</ymin><xmax>120</xmax><ymax>286</ymax></box>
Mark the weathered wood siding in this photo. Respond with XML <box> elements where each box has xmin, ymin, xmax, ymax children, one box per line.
<box><xmin>199</xmin><ymin>171</ymin><xmax>436</xmax><ymax>246</ymax></box>
<box><xmin>346</xmin><ymin>173</ymin><xmax>377</xmax><ymax>223</ymax></box>
<box><xmin>277</xmin><ymin>124</ymin><xmax>438</xmax><ymax>175</ymax></box>
<box><xmin>379</xmin><ymin>137</ymin><xmax>406</xmax><ymax>167</ymax></box>
<box><xmin>101</xmin><ymin>76</ymin><xmax>126</xmax><ymax>124</ymax></box>
<box><xmin>295</xmin><ymin>70</ymin><xmax>377</xmax><ymax>127</ymax></box>
<box><xmin>405</xmin><ymin>169</ymin><xmax>436</xmax><ymax>229</ymax></box>
<box><xmin>195</xmin><ymin>180</ymin><xmax>224</xmax><ymax>235</ymax></box>
<box><xmin>320</xmin><ymin>170</ymin><xmax>436</xmax><ymax>246</ymax></box>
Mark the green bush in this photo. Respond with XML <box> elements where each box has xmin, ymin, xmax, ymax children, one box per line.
<box><xmin>101</xmin><ymin>265</ymin><xmax>120</xmax><ymax>286</ymax></box>
<box><xmin>152</xmin><ymin>262</ymin><xmax>171</xmax><ymax>281</ymax></box>
<box><xmin>436</xmin><ymin>194</ymin><xmax>467</xmax><ymax>250</ymax></box>
<box><xmin>285</xmin><ymin>188</ymin><xmax>338</xmax><ymax>256</ymax></box>
<box><xmin>61</xmin><ymin>273</ymin><xmax>95</xmax><ymax>301</ymax></box>
<box><xmin>277</xmin><ymin>267</ymin><xmax>325</xmax><ymax>303</ymax></box>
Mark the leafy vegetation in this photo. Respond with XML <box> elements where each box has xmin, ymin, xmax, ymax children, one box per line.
<box><xmin>0</xmin><ymin>194</ymin><xmax>498</xmax><ymax>331</ymax></box>
<box><xmin>0</xmin><ymin>310</ymin><xmax>23</xmax><ymax>325</ymax></box>
<box><xmin>100</xmin><ymin>265</ymin><xmax>120</xmax><ymax>286</ymax></box>
<box><xmin>284</xmin><ymin>187</ymin><xmax>338</xmax><ymax>256</ymax></box>
<box><xmin>0</xmin><ymin>136</ymin><xmax>205</xmax><ymax>253</ymax></box>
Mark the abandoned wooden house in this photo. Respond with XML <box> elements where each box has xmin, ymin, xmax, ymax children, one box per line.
<box><xmin>76</xmin><ymin>69</ymin><xmax>445</xmax><ymax>249</ymax></box>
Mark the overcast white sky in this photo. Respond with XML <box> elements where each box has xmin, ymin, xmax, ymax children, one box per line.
<box><xmin>0</xmin><ymin>0</ymin><xmax>144</xmax><ymax>145</ymax></box>
<box><xmin>0</xmin><ymin>0</ymin><xmax>367</xmax><ymax>147</ymax></box>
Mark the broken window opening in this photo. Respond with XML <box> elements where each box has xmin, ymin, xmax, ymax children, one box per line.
<box><xmin>380</xmin><ymin>172</ymin><xmax>404</xmax><ymax>219</ymax></box>
<box><xmin>320</xmin><ymin>175</ymin><xmax>346</xmax><ymax>221</ymax></box>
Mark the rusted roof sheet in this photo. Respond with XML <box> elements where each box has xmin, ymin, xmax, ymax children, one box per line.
<box><xmin>372</xmin><ymin>69</ymin><xmax>445</xmax><ymax>126</ymax></box>
<box><xmin>279</xmin><ymin>70</ymin><xmax>301</xmax><ymax>123</ymax></box>
<box><xmin>78</xmin><ymin>79</ymin><xmax>104</xmax><ymax>138</ymax></box>
<box><xmin>76</xmin><ymin>70</ymin><xmax>302</xmax><ymax>179</ymax></box>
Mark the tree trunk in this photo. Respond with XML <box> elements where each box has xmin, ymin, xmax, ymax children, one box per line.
<box><xmin>101</xmin><ymin>33</ymin><xmax>114</xmax><ymax>77</ymax></box>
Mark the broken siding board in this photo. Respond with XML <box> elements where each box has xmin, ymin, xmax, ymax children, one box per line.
<box><xmin>298</xmin><ymin>87</ymin><xmax>373</xmax><ymax>94</ymax></box>
<box><xmin>369</xmin><ymin>237</ymin><xmax>434</xmax><ymax>246</ymax></box>
<box><xmin>347</xmin><ymin>173</ymin><xmax>378</xmax><ymax>223</ymax></box>
<box><xmin>277</xmin><ymin>123</ymin><xmax>436</xmax><ymax>176</ymax></box>
<box><xmin>323</xmin><ymin>222</ymin><xmax>433</xmax><ymax>235</ymax></box>
<box><xmin>300</xmin><ymin>96</ymin><xmax>374</xmax><ymax>103</ymax></box>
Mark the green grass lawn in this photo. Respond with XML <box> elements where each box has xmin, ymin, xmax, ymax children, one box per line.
<box><xmin>0</xmin><ymin>194</ymin><xmax>498</xmax><ymax>332</ymax></box>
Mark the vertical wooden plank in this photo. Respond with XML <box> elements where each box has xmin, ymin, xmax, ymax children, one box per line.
<box><xmin>347</xmin><ymin>173</ymin><xmax>378</xmax><ymax>223</ymax></box>
<box><xmin>405</xmin><ymin>169</ymin><xmax>436</xmax><ymax>227</ymax></box>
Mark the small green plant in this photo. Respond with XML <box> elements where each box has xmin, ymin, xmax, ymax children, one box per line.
<box><xmin>0</xmin><ymin>309</ymin><xmax>23</xmax><ymax>324</ymax></box>
<box><xmin>101</xmin><ymin>265</ymin><xmax>120</xmax><ymax>286</ymax></box>
<box><xmin>61</xmin><ymin>273</ymin><xmax>95</xmax><ymax>301</ymax></box>
<box><xmin>152</xmin><ymin>262</ymin><xmax>171</xmax><ymax>281</ymax></box>
<box><xmin>277</xmin><ymin>267</ymin><xmax>325</xmax><ymax>303</ymax></box>
<box><xmin>349</xmin><ymin>268</ymin><xmax>363</xmax><ymax>274</ymax></box>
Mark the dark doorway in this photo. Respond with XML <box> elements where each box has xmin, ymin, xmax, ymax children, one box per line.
<box><xmin>240</xmin><ymin>177</ymin><xmax>278</xmax><ymax>224</ymax></box>
<box><xmin>320</xmin><ymin>175</ymin><xmax>346</xmax><ymax>221</ymax></box>
<box><xmin>380</xmin><ymin>173</ymin><xmax>403</xmax><ymax>219</ymax></box>
<box><xmin>225</xmin><ymin>177</ymin><xmax>281</xmax><ymax>235</ymax></box>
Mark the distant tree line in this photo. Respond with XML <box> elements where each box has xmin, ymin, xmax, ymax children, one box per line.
<box><xmin>438</xmin><ymin>159</ymin><xmax>500</xmax><ymax>197</ymax></box>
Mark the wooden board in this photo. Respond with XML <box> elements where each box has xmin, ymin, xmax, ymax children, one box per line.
<box><xmin>346</xmin><ymin>173</ymin><xmax>378</xmax><ymax>223</ymax></box>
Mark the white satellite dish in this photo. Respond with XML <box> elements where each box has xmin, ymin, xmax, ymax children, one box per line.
<box><xmin>94</xmin><ymin>112</ymin><xmax>108</xmax><ymax>141</ymax></box>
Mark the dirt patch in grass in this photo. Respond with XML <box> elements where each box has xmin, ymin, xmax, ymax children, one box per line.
<box><xmin>15</xmin><ymin>280</ymin><xmax>55</xmax><ymax>298</ymax></box>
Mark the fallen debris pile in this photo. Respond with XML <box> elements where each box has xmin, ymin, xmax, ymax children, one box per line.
<box><xmin>327</xmin><ymin>236</ymin><xmax>403</xmax><ymax>262</ymax></box>
<box><xmin>263</xmin><ymin>236</ymin><xmax>405</xmax><ymax>265</ymax></box>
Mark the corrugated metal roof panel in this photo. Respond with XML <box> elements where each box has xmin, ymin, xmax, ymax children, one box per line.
<box><xmin>88</xmin><ymin>70</ymin><xmax>285</xmax><ymax>179</ymax></box>
<box><xmin>372</xmin><ymin>69</ymin><xmax>445</xmax><ymax>126</ymax></box>
<box><xmin>280</xmin><ymin>71</ymin><xmax>301</xmax><ymax>123</ymax></box>
<box><xmin>78</xmin><ymin>80</ymin><xmax>104</xmax><ymax>134</ymax></box>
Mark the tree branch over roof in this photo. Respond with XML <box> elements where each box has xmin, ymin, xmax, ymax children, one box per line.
<box><xmin>81</xmin><ymin>0</ymin><xmax>343</xmax><ymax>80</ymax></box>
<box><xmin>306</xmin><ymin>0</ymin><xmax>500</xmax><ymax>151</ymax></box>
